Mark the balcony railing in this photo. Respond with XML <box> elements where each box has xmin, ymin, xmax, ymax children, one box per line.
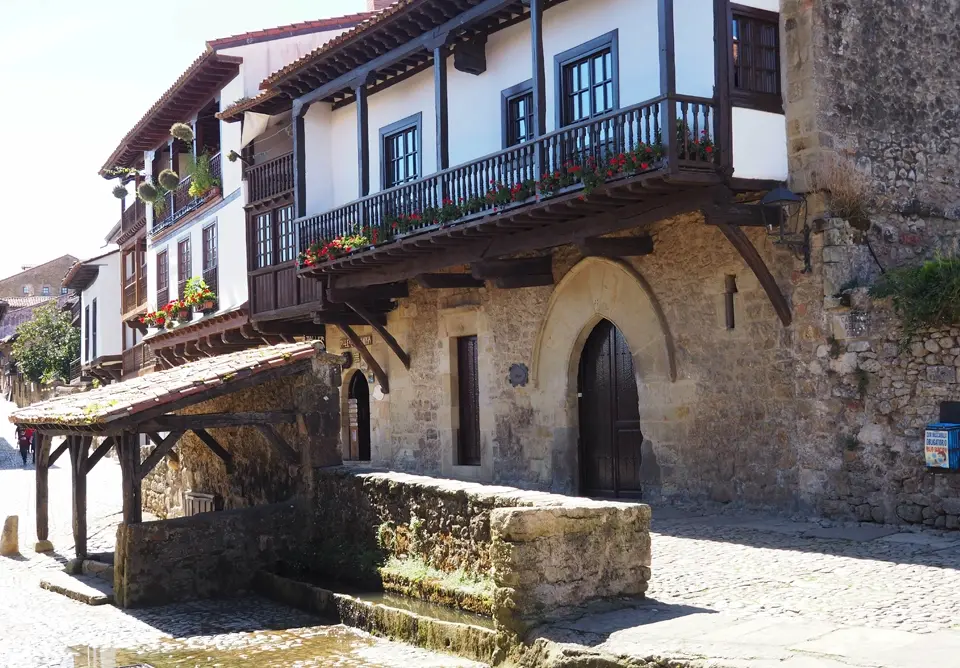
<box><xmin>122</xmin><ymin>342</ymin><xmax>156</xmax><ymax>379</ymax></box>
<box><xmin>295</xmin><ymin>95</ymin><xmax>719</xmax><ymax>257</ymax></box>
<box><xmin>153</xmin><ymin>153</ymin><xmax>222</xmax><ymax>235</ymax></box>
<box><xmin>122</xmin><ymin>268</ymin><xmax>147</xmax><ymax>315</ymax></box>
<box><xmin>120</xmin><ymin>199</ymin><xmax>147</xmax><ymax>238</ymax></box>
<box><xmin>246</xmin><ymin>152</ymin><xmax>294</xmax><ymax>205</ymax></box>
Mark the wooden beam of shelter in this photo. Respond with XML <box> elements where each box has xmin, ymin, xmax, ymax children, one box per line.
<box><xmin>254</xmin><ymin>424</ymin><xmax>299</xmax><ymax>464</ymax></box>
<box><xmin>492</xmin><ymin>274</ymin><xmax>555</xmax><ymax>289</ymax></box>
<box><xmin>578</xmin><ymin>235</ymin><xmax>655</xmax><ymax>258</ymax></box>
<box><xmin>119</xmin><ymin>432</ymin><xmax>141</xmax><ymax>524</ymax></box>
<box><xmin>416</xmin><ymin>273</ymin><xmax>485</xmax><ymax>289</ymax></box>
<box><xmin>346</xmin><ymin>301</ymin><xmax>411</xmax><ymax>370</ymax></box>
<box><xmin>35</xmin><ymin>434</ymin><xmax>51</xmax><ymax>545</ymax></box>
<box><xmin>327</xmin><ymin>282</ymin><xmax>409</xmax><ymax>304</ymax></box>
<box><xmin>715</xmin><ymin>222</ymin><xmax>792</xmax><ymax>326</ymax></box>
<box><xmin>69</xmin><ymin>435</ymin><xmax>91</xmax><ymax>559</ymax></box>
<box><xmin>86</xmin><ymin>437</ymin><xmax>116</xmax><ymax>472</ymax></box>
<box><xmin>48</xmin><ymin>440</ymin><xmax>69</xmax><ymax>467</ymax></box>
<box><xmin>338</xmin><ymin>324</ymin><xmax>389</xmax><ymax>393</ymax></box>
<box><xmin>138</xmin><ymin>430</ymin><xmax>185</xmax><ymax>481</ymax></box>
<box><xmin>192</xmin><ymin>429</ymin><xmax>234</xmax><ymax>473</ymax></box>
<box><xmin>139</xmin><ymin>411</ymin><xmax>297</xmax><ymax>433</ymax></box>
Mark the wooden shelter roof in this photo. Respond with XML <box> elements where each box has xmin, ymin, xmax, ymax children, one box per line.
<box><xmin>99</xmin><ymin>50</ymin><xmax>243</xmax><ymax>176</ymax></box>
<box><xmin>9</xmin><ymin>342</ymin><xmax>318</xmax><ymax>430</ymax></box>
<box><xmin>62</xmin><ymin>249</ymin><xmax>120</xmax><ymax>292</ymax></box>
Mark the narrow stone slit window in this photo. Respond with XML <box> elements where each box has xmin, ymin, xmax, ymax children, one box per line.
<box><xmin>456</xmin><ymin>335</ymin><xmax>481</xmax><ymax>466</ymax></box>
<box><xmin>724</xmin><ymin>275</ymin><xmax>738</xmax><ymax>330</ymax></box>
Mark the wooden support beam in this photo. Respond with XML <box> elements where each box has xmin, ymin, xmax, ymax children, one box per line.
<box><xmin>433</xmin><ymin>45</ymin><xmax>449</xmax><ymax>170</ymax></box>
<box><xmin>139</xmin><ymin>411</ymin><xmax>297</xmax><ymax>433</ymax></box>
<box><xmin>416</xmin><ymin>273</ymin><xmax>485</xmax><ymax>289</ymax></box>
<box><xmin>472</xmin><ymin>255</ymin><xmax>552</xmax><ymax>279</ymax></box>
<box><xmin>292</xmin><ymin>103</ymin><xmax>307</xmax><ymax>218</ymax></box>
<box><xmin>715</xmin><ymin>222</ymin><xmax>792</xmax><ymax>326</ymax></box>
<box><xmin>658</xmin><ymin>0</ymin><xmax>678</xmax><ymax>170</ymax></box>
<box><xmin>138</xmin><ymin>431</ymin><xmax>184</xmax><ymax>481</ymax></box>
<box><xmin>314</xmin><ymin>312</ymin><xmax>386</xmax><ymax>327</ymax></box>
<box><xmin>86</xmin><ymin>436</ymin><xmax>116</xmax><ymax>471</ymax></box>
<box><xmin>48</xmin><ymin>440</ymin><xmax>69</xmax><ymax>467</ymax></box>
<box><xmin>119</xmin><ymin>432</ymin><xmax>141</xmax><ymax>524</ymax></box>
<box><xmin>254</xmin><ymin>424</ymin><xmax>299</xmax><ymax>464</ymax></box>
<box><xmin>326</xmin><ymin>282</ymin><xmax>409</xmax><ymax>304</ymax></box>
<box><xmin>35</xmin><ymin>434</ymin><xmax>50</xmax><ymax>547</ymax></box>
<box><xmin>530</xmin><ymin>0</ymin><xmax>546</xmax><ymax>139</ymax></box>
<box><xmin>703</xmin><ymin>203</ymin><xmax>780</xmax><ymax>227</ymax></box>
<box><xmin>338</xmin><ymin>324</ymin><xmax>389</xmax><ymax>393</ymax></box>
<box><xmin>69</xmin><ymin>436</ymin><xmax>90</xmax><ymax>559</ymax></box>
<box><xmin>492</xmin><ymin>274</ymin><xmax>555</xmax><ymax>289</ymax></box>
<box><xmin>578</xmin><ymin>235</ymin><xmax>655</xmax><ymax>258</ymax></box>
<box><xmin>346</xmin><ymin>301</ymin><xmax>411</xmax><ymax>370</ymax></box>
<box><xmin>192</xmin><ymin>429</ymin><xmax>234</xmax><ymax>473</ymax></box>
<box><xmin>356</xmin><ymin>82</ymin><xmax>370</xmax><ymax>197</ymax></box>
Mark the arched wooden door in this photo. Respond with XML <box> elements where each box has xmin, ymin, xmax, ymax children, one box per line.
<box><xmin>348</xmin><ymin>372</ymin><xmax>371</xmax><ymax>461</ymax></box>
<box><xmin>578</xmin><ymin>319</ymin><xmax>643</xmax><ymax>498</ymax></box>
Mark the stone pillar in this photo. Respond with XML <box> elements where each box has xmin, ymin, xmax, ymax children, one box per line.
<box><xmin>1</xmin><ymin>515</ymin><xmax>19</xmax><ymax>556</ymax></box>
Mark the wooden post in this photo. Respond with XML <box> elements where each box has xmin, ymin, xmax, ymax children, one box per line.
<box><xmin>530</xmin><ymin>0</ymin><xmax>546</xmax><ymax>176</ymax></box>
<box><xmin>658</xmin><ymin>0</ymin><xmax>678</xmax><ymax>171</ymax></box>
<box><xmin>356</xmin><ymin>83</ymin><xmax>370</xmax><ymax>198</ymax></box>
<box><xmin>434</xmin><ymin>45</ymin><xmax>449</xmax><ymax>171</ymax></box>
<box><xmin>292</xmin><ymin>101</ymin><xmax>308</xmax><ymax>219</ymax></box>
<box><xmin>34</xmin><ymin>434</ymin><xmax>52</xmax><ymax>552</ymax></box>
<box><xmin>68</xmin><ymin>436</ymin><xmax>90</xmax><ymax>559</ymax></box>
<box><xmin>118</xmin><ymin>432</ymin><xmax>142</xmax><ymax>524</ymax></box>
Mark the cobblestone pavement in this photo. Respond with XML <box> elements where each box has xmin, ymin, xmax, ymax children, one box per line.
<box><xmin>540</xmin><ymin>507</ymin><xmax>960</xmax><ymax>667</ymax></box>
<box><xmin>0</xmin><ymin>399</ymin><xmax>484</xmax><ymax>668</ymax></box>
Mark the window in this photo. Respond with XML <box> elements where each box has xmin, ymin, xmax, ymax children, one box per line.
<box><xmin>156</xmin><ymin>249</ymin><xmax>169</xmax><ymax>306</ymax></box>
<box><xmin>21</xmin><ymin>285</ymin><xmax>29</xmax><ymax>295</ymax></box>
<box><xmin>380</xmin><ymin>113</ymin><xmax>422</xmax><ymax>189</ymax></box>
<box><xmin>502</xmin><ymin>80</ymin><xmax>534</xmax><ymax>148</ymax></box>
<box><xmin>41</xmin><ymin>286</ymin><xmax>50</xmax><ymax>296</ymax></box>
<box><xmin>277</xmin><ymin>205</ymin><xmax>296</xmax><ymax>263</ymax></box>
<box><xmin>456</xmin><ymin>335</ymin><xmax>481</xmax><ymax>466</ymax></box>
<box><xmin>555</xmin><ymin>31</ymin><xmax>619</xmax><ymax>127</ymax></box>
<box><xmin>202</xmin><ymin>222</ymin><xmax>218</xmax><ymax>299</ymax></box>
<box><xmin>255</xmin><ymin>212</ymin><xmax>273</xmax><ymax>269</ymax></box>
<box><xmin>84</xmin><ymin>305</ymin><xmax>90</xmax><ymax>361</ymax></box>
<box><xmin>91</xmin><ymin>298</ymin><xmax>98</xmax><ymax>360</ymax></box>
<box><xmin>60</xmin><ymin>287</ymin><xmax>68</xmax><ymax>295</ymax></box>
<box><xmin>731</xmin><ymin>5</ymin><xmax>782</xmax><ymax>113</ymax></box>
<box><xmin>177</xmin><ymin>237</ymin><xmax>191</xmax><ymax>298</ymax></box>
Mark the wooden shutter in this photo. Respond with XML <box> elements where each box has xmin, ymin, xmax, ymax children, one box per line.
<box><xmin>457</xmin><ymin>335</ymin><xmax>481</xmax><ymax>466</ymax></box>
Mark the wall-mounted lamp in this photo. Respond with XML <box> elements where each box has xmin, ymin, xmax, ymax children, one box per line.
<box><xmin>763</xmin><ymin>185</ymin><xmax>811</xmax><ymax>273</ymax></box>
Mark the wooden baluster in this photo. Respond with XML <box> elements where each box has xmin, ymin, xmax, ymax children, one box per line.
<box><xmin>680</xmin><ymin>101</ymin><xmax>689</xmax><ymax>160</ymax></box>
<box><xmin>692</xmin><ymin>103</ymin><xmax>701</xmax><ymax>162</ymax></box>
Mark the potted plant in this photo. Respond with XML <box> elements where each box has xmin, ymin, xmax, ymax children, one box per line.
<box><xmin>186</xmin><ymin>153</ymin><xmax>221</xmax><ymax>200</ymax></box>
<box><xmin>112</xmin><ymin>184</ymin><xmax>128</xmax><ymax>199</ymax></box>
<box><xmin>162</xmin><ymin>299</ymin><xmax>191</xmax><ymax>324</ymax></box>
<box><xmin>139</xmin><ymin>310</ymin><xmax>167</xmax><ymax>330</ymax></box>
<box><xmin>183</xmin><ymin>277</ymin><xmax>217</xmax><ymax>314</ymax></box>
<box><xmin>158</xmin><ymin>168</ymin><xmax>180</xmax><ymax>191</ymax></box>
<box><xmin>170</xmin><ymin>122</ymin><xmax>194</xmax><ymax>143</ymax></box>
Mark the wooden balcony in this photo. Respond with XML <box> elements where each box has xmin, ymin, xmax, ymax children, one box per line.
<box><xmin>122</xmin><ymin>270</ymin><xmax>147</xmax><ymax>316</ymax></box>
<box><xmin>122</xmin><ymin>342</ymin><xmax>157</xmax><ymax>379</ymax></box>
<box><xmin>119</xmin><ymin>199</ymin><xmax>147</xmax><ymax>244</ymax></box>
<box><xmin>152</xmin><ymin>153</ymin><xmax>222</xmax><ymax>235</ymax></box>
<box><xmin>246</xmin><ymin>152</ymin><xmax>294</xmax><ymax>207</ymax></box>
<box><xmin>295</xmin><ymin>95</ymin><xmax>724</xmax><ymax>287</ymax></box>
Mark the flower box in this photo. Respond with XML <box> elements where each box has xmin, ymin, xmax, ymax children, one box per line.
<box><xmin>201</xmin><ymin>299</ymin><xmax>217</xmax><ymax>314</ymax></box>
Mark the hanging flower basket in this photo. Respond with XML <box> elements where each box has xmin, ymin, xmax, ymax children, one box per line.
<box><xmin>170</xmin><ymin>122</ymin><xmax>194</xmax><ymax>143</ymax></box>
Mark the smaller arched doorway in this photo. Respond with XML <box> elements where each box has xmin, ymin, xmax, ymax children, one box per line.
<box><xmin>577</xmin><ymin>319</ymin><xmax>643</xmax><ymax>498</ymax></box>
<box><xmin>347</xmin><ymin>371</ymin><xmax>371</xmax><ymax>461</ymax></box>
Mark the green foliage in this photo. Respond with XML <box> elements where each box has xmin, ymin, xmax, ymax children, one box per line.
<box><xmin>137</xmin><ymin>181</ymin><xmax>159</xmax><ymax>203</ymax></box>
<box><xmin>112</xmin><ymin>184</ymin><xmax>128</xmax><ymax>199</ymax></box>
<box><xmin>870</xmin><ymin>256</ymin><xmax>960</xmax><ymax>342</ymax></box>
<box><xmin>158</xmin><ymin>168</ymin><xmax>180</xmax><ymax>191</ymax></box>
<box><xmin>11</xmin><ymin>302</ymin><xmax>80</xmax><ymax>384</ymax></box>
<box><xmin>103</xmin><ymin>166</ymin><xmax>143</xmax><ymax>179</ymax></box>
<box><xmin>185</xmin><ymin>153</ymin><xmax>220</xmax><ymax>199</ymax></box>
<box><xmin>379</xmin><ymin>556</ymin><xmax>495</xmax><ymax>604</ymax></box>
<box><xmin>170</xmin><ymin>122</ymin><xmax>194</xmax><ymax>143</ymax></box>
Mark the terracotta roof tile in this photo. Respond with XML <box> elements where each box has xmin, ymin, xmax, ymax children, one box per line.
<box><xmin>9</xmin><ymin>342</ymin><xmax>322</xmax><ymax>428</ymax></box>
<box><xmin>207</xmin><ymin>13</ymin><xmax>377</xmax><ymax>49</ymax></box>
<box><xmin>4</xmin><ymin>296</ymin><xmax>54</xmax><ymax>309</ymax></box>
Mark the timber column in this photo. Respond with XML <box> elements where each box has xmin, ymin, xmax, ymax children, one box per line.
<box><xmin>35</xmin><ymin>434</ymin><xmax>52</xmax><ymax>552</ymax></box>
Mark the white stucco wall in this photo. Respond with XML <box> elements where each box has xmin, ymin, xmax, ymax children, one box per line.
<box><xmin>674</xmin><ymin>0</ymin><xmax>716</xmax><ymax>98</ymax></box>
<box><xmin>732</xmin><ymin>107</ymin><xmax>788</xmax><ymax>180</ymax></box>
<box><xmin>219</xmin><ymin>76</ymin><xmax>245</xmax><ymax>196</ymax></box>
<box><xmin>739</xmin><ymin>0</ymin><xmax>779</xmax><ymax>11</ymax></box>
<box><xmin>304</xmin><ymin>103</ymin><xmax>338</xmax><ymax>215</ymax></box>
<box><xmin>80</xmin><ymin>251</ymin><xmax>121</xmax><ymax>364</ymax></box>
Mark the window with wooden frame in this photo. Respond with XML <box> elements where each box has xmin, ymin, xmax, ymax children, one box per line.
<box><xmin>456</xmin><ymin>335</ymin><xmax>481</xmax><ymax>466</ymax></box>
<box><xmin>730</xmin><ymin>4</ymin><xmax>782</xmax><ymax>113</ymax></box>
<box><xmin>255</xmin><ymin>211</ymin><xmax>273</xmax><ymax>269</ymax></box>
<box><xmin>252</xmin><ymin>204</ymin><xmax>296</xmax><ymax>269</ymax></box>
<box><xmin>502</xmin><ymin>80</ymin><xmax>534</xmax><ymax>148</ymax></box>
<box><xmin>156</xmin><ymin>249</ymin><xmax>169</xmax><ymax>307</ymax></box>
<box><xmin>202</xmin><ymin>222</ymin><xmax>218</xmax><ymax>298</ymax></box>
<box><xmin>380</xmin><ymin>113</ymin><xmax>422</xmax><ymax>190</ymax></box>
<box><xmin>555</xmin><ymin>31</ymin><xmax>619</xmax><ymax>128</ymax></box>
<box><xmin>276</xmin><ymin>205</ymin><xmax>296</xmax><ymax>263</ymax></box>
<box><xmin>177</xmin><ymin>237</ymin><xmax>191</xmax><ymax>299</ymax></box>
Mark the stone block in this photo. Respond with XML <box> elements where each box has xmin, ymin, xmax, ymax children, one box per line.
<box><xmin>927</xmin><ymin>366</ymin><xmax>957</xmax><ymax>384</ymax></box>
<box><xmin>0</xmin><ymin>516</ymin><xmax>18</xmax><ymax>557</ymax></box>
<box><xmin>896</xmin><ymin>504</ymin><xmax>924</xmax><ymax>523</ymax></box>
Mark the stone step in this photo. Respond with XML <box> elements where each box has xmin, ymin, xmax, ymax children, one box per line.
<box><xmin>81</xmin><ymin>558</ymin><xmax>115</xmax><ymax>582</ymax></box>
<box><xmin>40</xmin><ymin>571</ymin><xmax>113</xmax><ymax>606</ymax></box>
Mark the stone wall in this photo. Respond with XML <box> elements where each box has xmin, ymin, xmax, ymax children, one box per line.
<box><xmin>307</xmin><ymin>469</ymin><xmax>651</xmax><ymax>632</ymax></box>
<box><xmin>0</xmin><ymin>255</ymin><xmax>77</xmax><ymax>299</ymax></box>
<box><xmin>142</xmin><ymin>354</ymin><xmax>342</xmax><ymax>518</ymax></box>
<box><xmin>114</xmin><ymin>501</ymin><xmax>302</xmax><ymax>607</ymax></box>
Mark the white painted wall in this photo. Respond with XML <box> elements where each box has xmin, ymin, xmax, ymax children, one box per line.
<box><xmin>219</xmin><ymin>76</ymin><xmax>245</xmax><ymax>196</ymax></box>
<box><xmin>80</xmin><ymin>251</ymin><xmax>121</xmax><ymax>364</ymax></box>
<box><xmin>674</xmin><ymin>0</ymin><xmax>716</xmax><ymax>98</ymax></box>
<box><xmin>732</xmin><ymin>107</ymin><xmax>788</xmax><ymax>180</ymax></box>
<box><xmin>305</xmin><ymin>103</ymin><xmax>338</xmax><ymax>214</ymax></box>
<box><xmin>738</xmin><ymin>0</ymin><xmax>779</xmax><ymax>11</ymax></box>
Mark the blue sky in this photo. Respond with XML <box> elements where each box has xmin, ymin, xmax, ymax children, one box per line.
<box><xmin>0</xmin><ymin>0</ymin><xmax>366</xmax><ymax>280</ymax></box>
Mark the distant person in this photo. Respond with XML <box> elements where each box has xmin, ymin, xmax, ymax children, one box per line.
<box><xmin>16</xmin><ymin>426</ymin><xmax>32</xmax><ymax>466</ymax></box>
<box><xmin>30</xmin><ymin>429</ymin><xmax>37</xmax><ymax>464</ymax></box>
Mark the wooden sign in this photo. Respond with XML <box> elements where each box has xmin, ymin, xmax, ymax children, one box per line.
<box><xmin>340</xmin><ymin>334</ymin><xmax>373</xmax><ymax>350</ymax></box>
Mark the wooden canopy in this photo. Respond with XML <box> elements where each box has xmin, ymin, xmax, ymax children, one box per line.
<box><xmin>10</xmin><ymin>342</ymin><xmax>325</xmax><ymax>559</ymax></box>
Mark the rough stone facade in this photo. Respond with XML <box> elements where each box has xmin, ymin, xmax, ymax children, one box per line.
<box><xmin>0</xmin><ymin>255</ymin><xmax>77</xmax><ymax>299</ymax></box>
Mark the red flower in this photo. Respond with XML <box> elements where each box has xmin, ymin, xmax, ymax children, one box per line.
<box><xmin>705</xmin><ymin>146</ymin><xmax>713</xmax><ymax>154</ymax></box>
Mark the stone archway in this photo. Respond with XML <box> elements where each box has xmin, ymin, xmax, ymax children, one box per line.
<box><xmin>531</xmin><ymin>257</ymin><xmax>676</xmax><ymax>495</ymax></box>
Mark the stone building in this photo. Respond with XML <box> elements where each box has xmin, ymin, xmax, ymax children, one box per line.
<box><xmin>0</xmin><ymin>255</ymin><xmax>77</xmax><ymax>299</ymax></box>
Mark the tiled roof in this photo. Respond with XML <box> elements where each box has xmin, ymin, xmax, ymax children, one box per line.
<box><xmin>4</xmin><ymin>296</ymin><xmax>53</xmax><ymax>310</ymax></box>
<box><xmin>62</xmin><ymin>248</ymin><xmax>119</xmax><ymax>292</ymax></box>
<box><xmin>9</xmin><ymin>342</ymin><xmax>320</xmax><ymax>427</ymax></box>
<box><xmin>207</xmin><ymin>12</ymin><xmax>377</xmax><ymax>49</ymax></box>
